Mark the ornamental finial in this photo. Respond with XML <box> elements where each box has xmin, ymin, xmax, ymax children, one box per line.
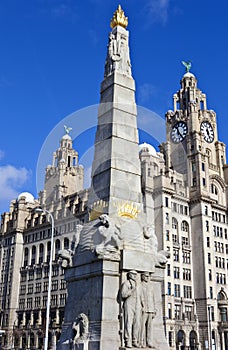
<box><xmin>182</xmin><ymin>60</ymin><xmax>192</xmax><ymax>73</ymax></box>
<box><xmin>110</xmin><ymin>5</ymin><xmax>128</xmax><ymax>29</ymax></box>
<box><xmin>64</xmin><ymin>125</ymin><xmax>72</xmax><ymax>135</ymax></box>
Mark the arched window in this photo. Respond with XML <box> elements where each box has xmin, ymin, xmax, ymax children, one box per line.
<box><xmin>24</xmin><ymin>248</ymin><xmax>29</xmax><ymax>267</ymax></box>
<box><xmin>64</xmin><ymin>238</ymin><xmax>70</xmax><ymax>250</ymax></box>
<box><xmin>181</xmin><ymin>221</ymin><xmax>189</xmax><ymax>232</ymax></box>
<box><xmin>39</xmin><ymin>244</ymin><xmax>44</xmax><ymax>264</ymax></box>
<box><xmin>47</xmin><ymin>241</ymin><xmax>51</xmax><ymax>263</ymax></box>
<box><xmin>177</xmin><ymin>330</ymin><xmax>185</xmax><ymax>349</ymax></box>
<box><xmin>189</xmin><ymin>330</ymin><xmax>198</xmax><ymax>350</ymax></box>
<box><xmin>31</xmin><ymin>246</ymin><xmax>36</xmax><ymax>265</ymax></box>
<box><xmin>55</xmin><ymin>239</ymin><xmax>61</xmax><ymax>260</ymax></box>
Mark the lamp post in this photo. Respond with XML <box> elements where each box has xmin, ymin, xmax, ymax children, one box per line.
<box><xmin>35</xmin><ymin>208</ymin><xmax>54</xmax><ymax>350</ymax></box>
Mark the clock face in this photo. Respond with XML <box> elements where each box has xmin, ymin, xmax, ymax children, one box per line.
<box><xmin>171</xmin><ymin>121</ymin><xmax>188</xmax><ymax>143</ymax></box>
<box><xmin>200</xmin><ymin>121</ymin><xmax>214</xmax><ymax>143</ymax></box>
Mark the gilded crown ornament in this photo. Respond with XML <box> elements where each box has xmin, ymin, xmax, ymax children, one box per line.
<box><xmin>114</xmin><ymin>200</ymin><xmax>140</xmax><ymax>219</ymax></box>
<box><xmin>110</xmin><ymin>5</ymin><xmax>128</xmax><ymax>29</ymax></box>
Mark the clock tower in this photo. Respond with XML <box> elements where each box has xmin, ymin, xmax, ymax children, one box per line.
<box><xmin>159</xmin><ymin>65</ymin><xmax>228</xmax><ymax>348</ymax></box>
<box><xmin>161</xmin><ymin>68</ymin><xmax>226</xmax><ymax>197</ymax></box>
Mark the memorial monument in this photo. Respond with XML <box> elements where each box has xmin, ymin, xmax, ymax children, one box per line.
<box><xmin>57</xmin><ymin>5</ymin><xmax>169</xmax><ymax>350</ymax></box>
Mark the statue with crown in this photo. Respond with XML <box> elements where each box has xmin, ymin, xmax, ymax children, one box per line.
<box><xmin>57</xmin><ymin>5</ymin><xmax>169</xmax><ymax>350</ymax></box>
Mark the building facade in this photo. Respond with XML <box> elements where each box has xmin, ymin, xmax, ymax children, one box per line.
<box><xmin>1</xmin><ymin>7</ymin><xmax>228</xmax><ymax>350</ymax></box>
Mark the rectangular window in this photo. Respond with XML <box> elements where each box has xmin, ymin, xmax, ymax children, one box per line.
<box><xmin>207</xmin><ymin>237</ymin><xmax>210</xmax><ymax>247</ymax></box>
<box><xmin>167</xmin><ymin>282</ymin><xmax>171</xmax><ymax>295</ymax></box>
<box><xmin>166</xmin><ymin>230</ymin><xmax>170</xmax><ymax>241</ymax></box>
<box><xmin>185</xmin><ymin>305</ymin><xmax>192</xmax><ymax>320</ymax></box>
<box><xmin>174</xmin><ymin>249</ymin><xmax>179</xmax><ymax>262</ymax></box>
<box><xmin>167</xmin><ymin>264</ymin><xmax>171</xmax><ymax>276</ymax></box>
<box><xmin>183</xmin><ymin>285</ymin><xmax>192</xmax><ymax>299</ymax></box>
<box><xmin>174</xmin><ymin>284</ymin><xmax>180</xmax><ymax>297</ymax></box>
<box><xmin>35</xmin><ymin>282</ymin><xmax>41</xmax><ymax>293</ymax></box>
<box><xmin>168</xmin><ymin>303</ymin><xmax>172</xmax><ymax>319</ymax></box>
<box><xmin>27</xmin><ymin>284</ymin><xmax>33</xmax><ymax>294</ymax></box>
<box><xmin>174</xmin><ymin>267</ymin><xmax>180</xmax><ymax>279</ymax></box>
<box><xmin>175</xmin><ymin>304</ymin><xmax>181</xmax><ymax>320</ymax></box>
<box><xmin>165</xmin><ymin>197</ymin><xmax>169</xmax><ymax>207</ymax></box>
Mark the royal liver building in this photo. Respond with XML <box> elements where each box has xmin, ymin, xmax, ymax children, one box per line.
<box><xmin>1</xmin><ymin>5</ymin><xmax>228</xmax><ymax>350</ymax></box>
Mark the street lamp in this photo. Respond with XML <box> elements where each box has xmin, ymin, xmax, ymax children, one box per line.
<box><xmin>35</xmin><ymin>208</ymin><xmax>54</xmax><ymax>350</ymax></box>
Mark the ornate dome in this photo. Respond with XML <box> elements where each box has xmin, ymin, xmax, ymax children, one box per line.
<box><xmin>139</xmin><ymin>142</ymin><xmax>157</xmax><ymax>157</ymax></box>
<box><xmin>17</xmin><ymin>192</ymin><xmax>35</xmax><ymax>203</ymax></box>
<box><xmin>62</xmin><ymin>134</ymin><xmax>71</xmax><ymax>140</ymax></box>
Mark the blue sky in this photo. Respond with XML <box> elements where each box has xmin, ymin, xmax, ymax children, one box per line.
<box><xmin>0</xmin><ymin>0</ymin><xmax>227</xmax><ymax>213</ymax></box>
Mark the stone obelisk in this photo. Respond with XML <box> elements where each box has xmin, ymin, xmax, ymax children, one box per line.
<box><xmin>57</xmin><ymin>6</ymin><xmax>169</xmax><ymax>350</ymax></box>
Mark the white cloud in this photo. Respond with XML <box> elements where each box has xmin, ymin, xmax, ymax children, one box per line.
<box><xmin>138</xmin><ymin>83</ymin><xmax>157</xmax><ymax>103</ymax></box>
<box><xmin>0</xmin><ymin>165</ymin><xmax>31</xmax><ymax>212</ymax></box>
<box><xmin>145</xmin><ymin>0</ymin><xmax>170</xmax><ymax>25</ymax></box>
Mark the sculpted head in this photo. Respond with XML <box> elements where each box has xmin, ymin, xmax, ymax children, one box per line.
<box><xmin>128</xmin><ymin>270</ymin><xmax>137</xmax><ymax>281</ymax></box>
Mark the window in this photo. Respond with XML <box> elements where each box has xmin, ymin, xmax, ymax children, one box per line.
<box><xmin>209</xmin><ymin>286</ymin><xmax>213</xmax><ymax>299</ymax></box>
<box><xmin>172</xmin><ymin>218</ymin><xmax>178</xmax><ymax>229</ymax></box>
<box><xmin>60</xmin><ymin>293</ymin><xmax>67</xmax><ymax>306</ymax></box>
<box><xmin>172</xmin><ymin>234</ymin><xmax>178</xmax><ymax>244</ymax></box>
<box><xmin>174</xmin><ymin>284</ymin><xmax>180</xmax><ymax>297</ymax></box>
<box><xmin>43</xmin><ymin>296</ymin><xmax>47</xmax><ymax>307</ymax></box>
<box><xmin>205</xmin><ymin>220</ymin><xmax>209</xmax><ymax>232</ymax></box>
<box><xmin>34</xmin><ymin>297</ymin><xmax>41</xmax><ymax>307</ymax></box>
<box><xmin>202</xmin><ymin>163</ymin><xmax>205</xmax><ymax>171</ymax></box>
<box><xmin>207</xmin><ymin>237</ymin><xmax>210</xmax><ymax>247</ymax></box>
<box><xmin>167</xmin><ymin>264</ymin><xmax>171</xmax><ymax>276</ymax></box>
<box><xmin>182</xmin><ymin>236</ymin><xmax>189</xmax><ymax>246</ymax></box>
<box><xmin>205</xmin><ymin>206</ymin><xmax>208</xmax><ymax>215</ymax></box>
<box><xmin>43</xmin><ymin>282</ymin><xmax>48</xmax><ymax>292</ymax></box>
<box><xmin>209</xmin><ymin>269</ymin><xmax>212</xmax><ymax>281</ymax></box>
<box><xmin>174</xmin><ymin>249</ymin><xmax>179</xmax><ymax>262</ymax></box>
<box><xmin>181</xmin><ymin>221</ymin><xmax>189</xmax><ymax>232</ymax></box>
<box><xmin>35</xmin><ymin>282</ymin><xmax>41</xmax><ymax>293</ymax></box>
<box><xmin>185</xmin><ymin>305</ymin><xmax>192</xmax><ymax>320</ymax></box>
<box><xmin>168</xmin><ymin>331</ymin><xmax>173</xmax><ymax>347</ymax></box>
<box><xmin>60</xmin><ymin>279</ymin><xmax>66</xmax><ymax>290</ymax></box>
<box><xmin>183</xmin><ymin>251</ymin><xmax>191</xmax><ymax>264</ymax></box>
<box><xmin>52</xmin><ymin>266</ymin><xmax>59</xmax><ymax>277</ymax></box>
<box><xmin>165</xmin><ymin>197</ymin><xmax>169</xmax><ymax>207</ymax></box>
<box><xmin>28</xmin><ymin>270</ymin><xmax>34</xmax><ymax>281</ymax></box>
<box><xmin>174</xmin><ymin>267</ymin><xmax>180</xmax><ymax>279</ymax></box>
<box><xmin>202</xmin><ymin>178</ymin><xmax>206</xmax><ymax>186</ymax></box>
<box><xmin>20</xmin><ymin>285</ymin><xmax>26</xmax><ymax>295</ymax></box>
<box><xmin>167</xmin><ymin>282</ymin><xmax>171</xmax><ymax>295</ymax></box>
<box><xmin>168</xmin><ymin>303</ymin><xmax>172</xmax><ymax>319</ymax></box>
<box><xmin>27</xmin><ymin>284</ymin><xmax>33</xmax><ymax>294</ymax></box>
<box><xmin>183</xmin><ymin>285</ymin><xmax>192</xmax><ymax>299</ymax></box>
<box><xmin>211</xmin><ymin>184</ymin><xmax>218</xmax><ymax>195</ymax></box>
<box><xmin>27</xmin><ymin>298</ymin><xmax>33</xmax><ymax>309</ymax></box>
<box><xmin>36</xmin><ymin>268</ymin><xmax>42</xmax><ymax>279</ymax></box>
<box><xmin>165</xmin><ymin>213</ymin><xmax>169</xmax><ymax>224</ymax></box>
<box><xmin>175</xmin><ymin>304</ymin><xmax>181</xmax><ymax>320</ymax></box>
<box><xmin>183</xmin><ymin>268</ymin><xmax>191</xmax><ymax>281</ymax></box>
<box><xmin>52</xmin><ymin>280</ymin><xmax>58</xmax><ymax>291</ymax></box>
<box><xmin>208</xmin><ymin>253</ymin><xmax>211</xmax><ymax>264</ymax></box>
<box><xmin>166</xmin><ymin>230</ymin><xmax>170</xmax><ymax>241</ymax></box>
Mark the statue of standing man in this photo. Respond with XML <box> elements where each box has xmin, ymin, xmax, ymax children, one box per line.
<box><xmin>120</xmin><ymin>270</ymin><xmax>143</xmax><ymax>348</ymax></box>
<box><xmin>140</xmin><ymin>272</ymin><xmax>156</xmax><ymax>348</ymax></box>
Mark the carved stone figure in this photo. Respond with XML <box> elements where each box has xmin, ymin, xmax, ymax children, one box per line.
<box><xmin>104</xmin><ymin>31</ymin><xmax>131</xmax><ymax>77</ymax></box>
<box><xmin>72</xmin><ymin>313</ymin><xmax>89</xmax><ymax>344</ymax></box>
<box><xmin>94</xmin><ymin>214</ymin><xmax>122</xmax><ymax>259</ymax></box>
<box><xmin>140</xmin><ymin>272</ymin><xmax>156</xmax><ymax>348</ymax></box>
<box><xmin>120</xmin><ymin>270</ymin><xmax>143</xmax><ymax>348</ymax></box>
<box><xmin>143</xmin><ymin>225</ymin><xmax>170</xmax><ymax>268</ymax></box>
<box><xmin>58</xmin><ymin>249</ymin><xmax>74</xmax><ymax>268</ymax></box>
